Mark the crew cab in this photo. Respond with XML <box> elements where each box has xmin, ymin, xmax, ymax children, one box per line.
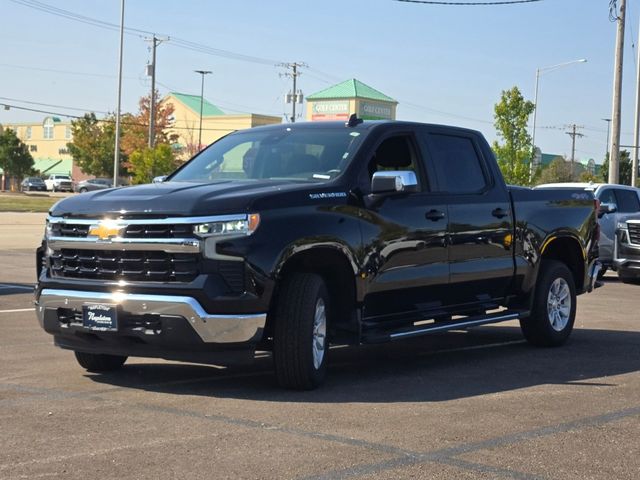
<box><xmin>35</xmin><ymin>119</ymin><xmax>600</xmax><ymax>389</ymax></box>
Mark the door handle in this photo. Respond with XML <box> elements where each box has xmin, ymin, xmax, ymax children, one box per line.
<box><xmin>425</xmin><ymin>209</ymin><xmax>446</xmax><ymax>221</ymax></box>
<box><xmin>492</xmin><ymin>208</ymin><xmax>508</xmax><ymax>219</ymax></box>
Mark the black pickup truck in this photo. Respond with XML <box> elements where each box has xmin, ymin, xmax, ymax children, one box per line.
<box><xmin>35</xmin><ymin>118</ymin><xmax>600</xmax><ymax>389</ymax></box>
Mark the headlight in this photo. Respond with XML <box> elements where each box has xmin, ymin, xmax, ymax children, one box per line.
<box><xmin>616</xmin><ymin>222</ymin><xmax>628</xmax><ymax>230</ymax></box>
<box><xmin>193</xmin><ymin>213</ymin><xmax>260</xmax><ymax>238</ymax></box>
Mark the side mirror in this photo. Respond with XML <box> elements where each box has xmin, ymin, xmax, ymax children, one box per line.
<box><xmin>598</xmin><ymin>202</ymin><xmax>617</xmax><ymax>218</ymax></box>
<box><xmin>371</xmin><ymin>171</ymin><xmax>418</xmax><ymax>194</ymax></box>
<box><xmin>152</xmin><ymin>175</ymin><xmax>167</xmax><ymax>184</ymax></box>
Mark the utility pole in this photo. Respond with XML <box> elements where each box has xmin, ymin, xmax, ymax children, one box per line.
<box><xmin>280</xmin><ymin>62</ymin><xmax>307</xmax><ymax>123</ymax></box>
<box><xmin>609</xmin><ymin>0</ymin><xmax>626</xmax><ymax>184</ymax></box>
<box><xmin>145</xmin><ymin>35</ymin><xmax>168</xmax><ymax>149</ymax></box>
<box><xmin>194</xmin><ymin>70</ymin><xmax>212</xmax><ymax>151</ymax></box>
<box><xmin>113</xmin><ymin>0</ymin><xmax>125</xmax><ymax>188</ymax></box>
<box><xmin>565</xmin><ymin>124</ymin><xmax>584</xmax><ymax>180</ymax></box>
<box><xmin>633</xmin><ymin>18</ymin><xmax>640</xmax><ymax>187</ymax></box>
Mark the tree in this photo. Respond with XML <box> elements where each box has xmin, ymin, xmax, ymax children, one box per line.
<box><xmin>128</xmin><ymin>144</ymin><xmax>177</xmax><ymax>184</ymax></box>
<box><xmin>67</xmin><ymin>113</ymin><xmax>124</xmax><ymax>177</ymax></box>
<box><xmin>537</xmin><ymin>157</ymin><xmax>573</xmax><ymax>184</ymax></box>
<box><xmin>0</xmin><ymin>128</ymin><xmax>34</xmax><ymax>178</ymax></box>
<box><xmin>120</xmin><ymin>90</ymin><xmax>178</xmax><ymax>156</ymax></box>
<box><xmin>492</xmin><ymin>86</ymin><xmax>535</xmax><ymax>186</ymax></box>
<box><xmin>601</xmin><ymin>151</ymin><xmax>636</xmax><ymax>186</ymax></box>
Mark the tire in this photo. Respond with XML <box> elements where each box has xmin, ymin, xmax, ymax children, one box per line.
<box><xmin>273</xmin><ymin>273</ymin><xmax>329</xmax><ymax>390</ymax></box>
<box><xmin>52</xmin><ymin>185</ymin><xmax>58</xmax><ymax>192</ymax></box>
<box><xmin>79</xmin><ymin>187</ymin><xmax>88</xmax><ymax>193</ymax></box>
<box><xmin>520</xmin><ymin>260</ymin><xmax>576</xmax><ymax>347</ymax></box>
<box><xmin>597</xmin><ymin>266</ymin><xmax>608</xmax><ymax>280</ymax></box>
<box><xmin>619</xmin><ymin>274</ymin><xmax>640</xmax><ymax>285</ymax></box>
<box><xmin>74</xmin><ymin>351</ymin><xmax>127</xmax><ymax>372</ymax></box>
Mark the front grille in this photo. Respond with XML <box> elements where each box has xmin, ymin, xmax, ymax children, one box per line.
<box><xmin>629</xmin><ymin>222</ymin><xmax>640</xmax><ymax>244</ymax></box>
<box><xmin>50</xmin><ymin>222</ymin><xmax>195</xmax><ymax>239</ymax></box>
<box><xmin>50</xmin><ymin>249</ymin><xmax>199</xmax><ymax>282</ymax></box>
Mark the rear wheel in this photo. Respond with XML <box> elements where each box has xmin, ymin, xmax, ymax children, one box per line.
<box><xmin>79</xmin><ymin>187</ymin><xmax>88</xmax><ymax>193</ymax></box>
<box><xmin>273</xmin><ymin>273</ymin><xmax>329</xmax><ymax>390</ymax></box>
<box><xmin>74</xmin><ymin>351</ymin><xmax>127</xmax><ymax>372</ymax></box>
<box><xmin>520</xmin><ymin>260</ymin><xmax>576</xmax><ymax>347</ymax></box>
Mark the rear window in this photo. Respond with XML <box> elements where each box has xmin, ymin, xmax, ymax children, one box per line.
<box><xmin>427</xmin><ymin>134</ymin><xmax>488</xmax><ymax>193</ymax></box>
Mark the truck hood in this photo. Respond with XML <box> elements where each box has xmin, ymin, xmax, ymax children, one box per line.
<box><xmin>50</xmin><ymin>180</ymin><xmax>318</xmax><ymax>218</ymax></box>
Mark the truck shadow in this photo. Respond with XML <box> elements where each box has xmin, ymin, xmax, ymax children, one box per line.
<box><xmin>86</xmin><ymin>325</ymin><xmax>640</xmax><ymax>403</ymax></box>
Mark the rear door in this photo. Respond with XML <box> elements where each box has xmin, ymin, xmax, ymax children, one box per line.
<box><xmin>419</xmin><ymin>127</ymin><xmax>514</xmax><ymax>310</ymax></box>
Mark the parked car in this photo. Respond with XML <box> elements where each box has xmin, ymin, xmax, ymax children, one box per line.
<box><xmin>536</xmin><ymin>183</ymin><xmax>640</xmax><ymax>278</ymax></box>
<box><xmin>44</xmin><ymin>174</ymin><xmax>73</xmax><ymax>192</ymax></box>
<box><xmin>20</xmin><ymin>177</ymin><xmax>47</xmax><ymax>192</ymax></box>
<box><xmin>615</xmin><ymin>219</ymin><xmax>640</xmax><ymax>284</ymax></box>
<box><xmin>74</xmin><ymin>178</ymin><xmax>113</xmax><ymax>193</ymax></box>
<box><xmin>35</xmin><ymin>119</ymin><xmax>600</xmax><ymax>390</ymax></box>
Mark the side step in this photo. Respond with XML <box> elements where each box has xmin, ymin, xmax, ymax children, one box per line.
<box><xmin>361</xmin><ymin>310</ymin><xmax>524</xmax><ymax>344</ymax></box>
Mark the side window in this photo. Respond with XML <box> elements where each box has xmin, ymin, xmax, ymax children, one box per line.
<box><xmin>615</xmin><ymin>189</ymin><xmax>640</xmax><ymax>213</ymax></box>
<box><xmin>426</xmin><ymin>134</ymin><xmax>488</xmax><ymax>193</ymax></box>
<box><xmin>598</xmin><ymin>189</ymin><xmax>617</xmax><ymax>206</ymax></box>
<box><xmin>366</xmin><ymin>135</ymin><xmax>423</xmax><ymax>189</ymax></box>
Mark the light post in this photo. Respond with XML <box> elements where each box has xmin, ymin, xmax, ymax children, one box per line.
<box><xmin>602</xmin><ymin>118</ymin><xmax>612</xmax><ymax>161</ymax></box>
<box><xmin>113</xmin><ymin>0</ymin><xmax>125</xmax><ymax>187</ymax></box>
<box><xmin>530</xmin><ymin>58</ymin><xmax>587</xmax><ymax>181</ymax></box>
<box><xmin>194</xmin><ymin>70</ymin><xmax>211</xmax><ymax>152</ymax></box>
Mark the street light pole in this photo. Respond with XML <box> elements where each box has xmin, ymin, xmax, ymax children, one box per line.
<box><xmin>602</xmin><ymin>118</ymin><xmax>612</xmax><ymax>161</ymax></box>
<box><xmin>112</xmin><ymin>0</ymin><xmax>125</xmax><ymax>188</ymax></box>
<box><xmin>194</xmin><ymin>70</ymin><xmax>211</xmax><ymax>152</ymax></box>
<box><xmin>529</xmin><ymin>58</ymin><xmax>587</xmax><ymax>182</ymax></box>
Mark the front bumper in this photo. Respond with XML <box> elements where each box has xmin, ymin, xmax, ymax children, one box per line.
<box><xmin>35</xmin><ymin>289</ymin><xmax>267</xmax><ymax>364</ymax></box>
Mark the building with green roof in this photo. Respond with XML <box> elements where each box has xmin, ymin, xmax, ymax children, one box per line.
<box><xmin>306</xmin><ymin>79</ymin><xmax>398</xmax><ymax>122</ymax></box>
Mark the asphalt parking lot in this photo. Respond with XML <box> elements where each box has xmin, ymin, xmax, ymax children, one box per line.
<box><xmin>1</xmin><ymin>213</ymin><xmax>639</xmax><ymax>479</ymax></box>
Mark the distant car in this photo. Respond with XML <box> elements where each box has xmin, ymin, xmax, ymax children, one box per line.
<box><xmin>74</xmin><ymin>178</ymin><xmax>113</xmax><ymax>193</ymax></box>
<box><xmin>536</xmin><ymin>182</ymin><xmax>640</xmax><ymax>278</ymax></box>
<box><xmin>21</xmin><ymin>177</ymin><xmax>47</xmax><ymax>192</ymax></box>
<box><xmin>45</xmin><ymin>174</ymin><xmax>73</xmax><ymax>192</ymax></box>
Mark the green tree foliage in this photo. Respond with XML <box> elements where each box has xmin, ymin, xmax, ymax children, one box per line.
<box><xmin>67</xmin><ymin>113</ymin><xmax>124</xmax><ymax>177</ymax></box>
<box><xmin>492</xmin><ymin>86</ymin><xmax>535</xmax><ymax>186</ymax></box>
<box><xmin>601</xmin><ymin>151</ymin><xmax>636</xmax><ymax>185</ymax></box>
<box><xmin>538</xmin><ymin>157</ymin><xmax>573</xmax><ymax>184</ymax></box>
<box><xmin>0</xmin><ymin>128</ymin><xmax>34</xmax><ymax>178</ymax></box>
<box><xmin>128</xmin><ymin>144</ymin><xmax>176</xmax><ymax>184</ymax></box>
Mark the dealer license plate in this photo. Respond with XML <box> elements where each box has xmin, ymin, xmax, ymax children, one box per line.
<box><xmin>82</xmin><ymin>304</ymin><xmax>118</xmax><ymax>331</ymax></box>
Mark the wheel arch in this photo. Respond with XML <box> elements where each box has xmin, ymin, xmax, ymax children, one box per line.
<box><xmin>268</xmin><ymin>245</ymin><xmax>360</xmax><ymax>344</ymax></box>
<box><xmin>540</xmin><ymin>234</ymin><xmax>586</xmax><ymax>292</ymax></box>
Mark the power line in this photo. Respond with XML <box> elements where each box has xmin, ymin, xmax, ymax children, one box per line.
<box><xmin>8</xmin><ymin>0</ymin><xmax>282</xmax><ymax>66</ymax></box>
<box><xmin>395</xmin><ymin>0</ymin><xmax>542</xmax><ymax>5</ymax></box>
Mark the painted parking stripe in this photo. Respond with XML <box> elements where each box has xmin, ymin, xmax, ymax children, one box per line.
<box><xmin>0</xmin><ymin>308</ymin><xmax>35</xmax><ymax>313</ymax></box>
<box><xmin>0</xmin><ymin>284</ymin><xmax>34</xmax><ymax>291</ymax></box>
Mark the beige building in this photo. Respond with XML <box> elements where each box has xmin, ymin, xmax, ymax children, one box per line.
<box><xmin>306</xmin><ymin>79</ymin><xmax>398</xmax><ymax>122</ymax></box>
<box><xmin>0</xmin><ymin>116</ymin><xmax>81</xmax><ymax>183</ymax></box>
<box><xmin>164</xmin><ymin>92</ymin><xmax>281</xmax><ymax>160</ymax></box>
<box><xmin>0</xmin><ymin>94</ymin><xmax>281</xmax><ymax>187</ymax></box>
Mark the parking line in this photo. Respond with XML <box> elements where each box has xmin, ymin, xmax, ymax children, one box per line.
<box><xmin>0</xmin><ymin>284</ymin><xmax>34</xmax><ymax>291</ymax></box>
<box><xmin>0</xmin><ymin>308</ymin><xmax>35</xmax><ymax>314</ymax></box>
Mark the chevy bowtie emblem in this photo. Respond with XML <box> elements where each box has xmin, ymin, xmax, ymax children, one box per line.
<box><xmin>88</xmin><ymin>222</ymin><xmax>123</xmax><ymax>240</ymax></box>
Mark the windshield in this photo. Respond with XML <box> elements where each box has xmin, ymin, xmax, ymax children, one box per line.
<box><xmin>170</xmin><ymin>127</ymin><xmax>365</xmax><ymax>183</ymax></box>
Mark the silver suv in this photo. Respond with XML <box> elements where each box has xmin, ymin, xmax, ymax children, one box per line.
<box><xmin>536</xmin><ymin>183</ymin><xmax>640</xmax><ymax>280</ymax></box>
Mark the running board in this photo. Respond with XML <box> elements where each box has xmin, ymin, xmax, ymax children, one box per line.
<box><xmin>362</xmin><ymin>311</ymin><xmax>523</xmax><ymax>344</ymax></box>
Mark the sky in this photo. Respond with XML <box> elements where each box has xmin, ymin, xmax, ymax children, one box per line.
<box><xmin>0</xmin><ymin>0</ymin><xmax>638</xmax><ymax>165</ymax></box>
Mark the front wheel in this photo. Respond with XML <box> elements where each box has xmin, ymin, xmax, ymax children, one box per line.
<box><xmin>273</xmin><ymin>273</ymin><xmax>329</xmax><ymax>390</ymax></box>
<box><xmin>619</xmin><ymin>273</ymin><xmax>640</xmax><ymax>285</ymax></box>
<box><xmin>520</xmin><ymin>260</ymin><xmax>576</xmax><ymax>347</ymax></box>
<box><xmin>74</xmin><ymin>351</ymin><xmax>127</xmax><ymax>372</ymax></box>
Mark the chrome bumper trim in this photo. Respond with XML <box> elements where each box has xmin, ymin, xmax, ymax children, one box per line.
<box><xmin>35</xmin><ymin>289</ymin><xmax>266</xmax><ymax>344</ymax></box>
<box><xmin>47</xmin><ymin>237</ymin><xmax>201</xmax><ymax>253</ymax></box>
